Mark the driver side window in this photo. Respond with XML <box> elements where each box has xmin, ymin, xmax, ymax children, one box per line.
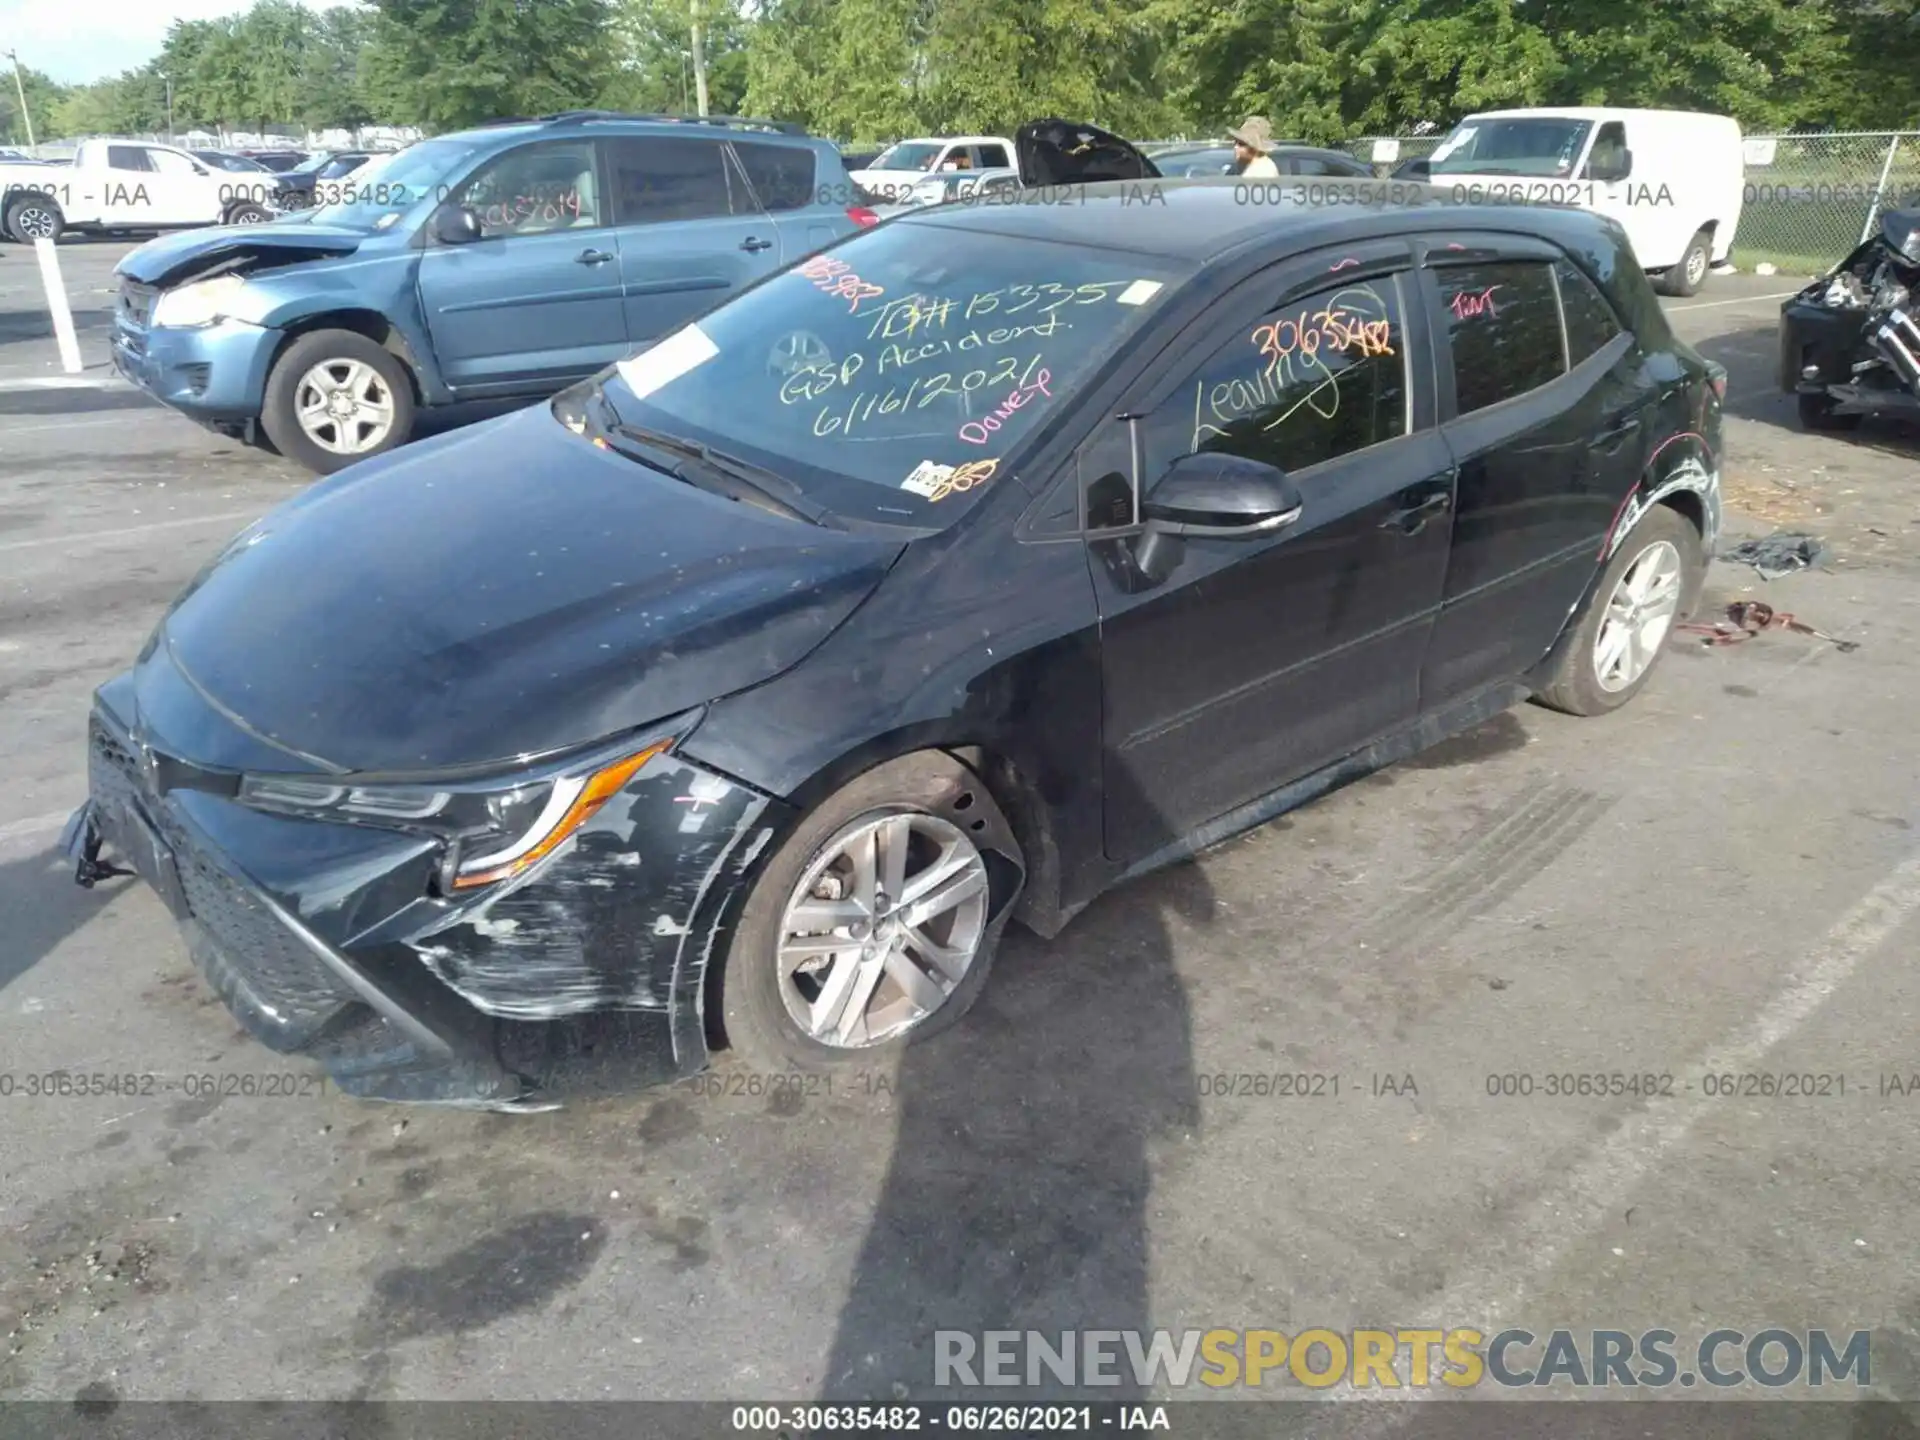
<box><xmin>1143</xmin><ymin>273</ymin><xmax>1411</xmax><ymax>479</ymax></box>
<box><xmin>458</xmin><ymin>141</ymin><xmax>603</xmax><ymax>239</ymax></box>
<box><xmin>1583</xmin><ymin>123</ymin><xmax>1628</xmax><ymax>179</ymax></box>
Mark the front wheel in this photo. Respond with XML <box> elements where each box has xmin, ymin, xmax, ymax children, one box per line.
<box><xmin>4</xmin><ymin>193</ymin><xmax>65</xmax><ymax>244</ymax></box>
<box><xmin>716</xmin><ymin>754</ymin><xmax>1022</xmax><ymax>1072</ymax></box>
<box><xmin>259</xmin><ymin>328</ymin><xmax>416</xmax><ymax>475</ymax></box>
<box><xmin>223</xmin><ymin>202</ymin><xmax>274</xmax><ymax>226</ymax></box>
<box><xmin>1534</xmin><ymin>506</ymin><xmax>1704</xmax><ymax>716</ymax></box>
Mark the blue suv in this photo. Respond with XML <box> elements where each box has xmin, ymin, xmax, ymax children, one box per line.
<box><xmin>111</xmin><ymin>112</ymin><xmax>876</xmax><ymax>473</ymax></box>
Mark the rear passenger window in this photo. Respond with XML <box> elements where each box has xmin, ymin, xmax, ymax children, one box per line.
<box><xmin>975</xmin><ymin>144</ymin><xmax>1010</xmax><ymax>169</ymax></box>
<box><xmin>1554</xmin><ymin>257</ymin><xmax>1624</xmax><ymax>363</ymax></box>
<box><xmin>1434</xmin><ymin>262</ymin><xmax>1565</xmax><ymax>414</ymax></box>
<box><xmin>1150</xmin><ymin>274</ymin><xmax>1410</xmax><ymax>475</ymax></box>
<box><xmin>607</xmin><ymin>136</ymin><xmax>738</xmax><ymax>224</ymax></box>
<box><xmin>107</xmin><ymin>146</ymin><xmax>152</xmax><ymax>171</ymax></box>
<box><xmin>734</xmin><ymin>141</ymin><xmax>815</xmax><ymax>211</ymax></box>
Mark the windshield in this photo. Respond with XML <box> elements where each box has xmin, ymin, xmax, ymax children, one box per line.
<box><xmin>582</xmin><ymin>222</ymin><xmax>1189</xmax><ymax>527</ymax></box>
<box><xmin>306</xmin><ymin>140</ymin><xmax>482</xmax><ymax>229</ymax></box>
<box><xmin>867</xmin><ymin>143</ymin><xmax>943</xmax><ymax>172</ymax></box>
<box><xmin>1426</xmin><ymin>117</ymin><xmax>1594</xmax><ymax>178</ymax></box>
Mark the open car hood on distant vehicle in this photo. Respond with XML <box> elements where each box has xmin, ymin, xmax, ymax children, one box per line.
<box><xmin>1878</xmin><ymin>207</ymin><xmax>1920</xmax><ymax>266</ymax></box>
<box><xmin>1014</xmin><ymin>118</ymin><xmax>1161</xmax><ymax>188</ymax></box>
<box><xmin>116</xmin><ymin>223</ymin><xmax>365</xmax><ymax>288</ymax></box>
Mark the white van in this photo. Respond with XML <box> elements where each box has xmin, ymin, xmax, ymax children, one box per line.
<box><xmin>1419</xmin><ymin>108</ymin><xmax>1744</xmax><ymax>295</ymax></box>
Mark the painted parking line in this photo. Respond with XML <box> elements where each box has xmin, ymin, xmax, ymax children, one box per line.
<box><xmin>0</xmin><ymin>375</ymin><xmax>131</xmax><ymax>391</ymax></box>
<box><xmin>1666</xmin><ymin>289</ymin><xmax>1803</xmax><ymax>312</ymax></box>
<box><xmin>0</xmin><ymin>509</ymin><xmax>256</xmax><ymax>556</ymax></box>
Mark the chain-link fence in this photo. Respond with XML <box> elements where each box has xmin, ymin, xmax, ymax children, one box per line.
<box><xmin>1344</xmin><ymin>130</ymin><xmax>1920</xmax><ymax>271</ymax></box>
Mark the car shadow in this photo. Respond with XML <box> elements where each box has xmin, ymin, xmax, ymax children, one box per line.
<box><xmin>0</xmin><ymin>844</ymin><xmax>119</xmax><ymax>995</ymax></box>
<box><xmin>820</xmin><ymin>799</ymin><xmax>1209</xmax><ymax>1403</ymax></box>
<box><xmin>1695</xmin><ymin>323</ymin><xmax>1920</xmax><ymax>457</ymax></box>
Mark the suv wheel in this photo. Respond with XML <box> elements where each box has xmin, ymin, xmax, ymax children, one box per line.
<box><xmin>1534</xmin><ymin>506</ymin><xmax>1704</xmax><ymax>716</ymax></box>
<box><xmin>260</xmin><ymin>329</ymin><xmax>416</xmax><ymax>475</ymax></box>
<box><xmin>717</xmin><ymin>755</ymin><xmax>1021</xmax><ymax>1072</ymax></box>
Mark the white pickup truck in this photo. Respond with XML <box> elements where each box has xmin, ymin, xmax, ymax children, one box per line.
<box><xmin>846</xmin><ymin>135</ymin><xmax>1019</xmax><ymax>202</ymax></box>
<box><xmin>0</xmin><ymin>139</ymin><xmax>277</xmax><ymax>244</ymax></box>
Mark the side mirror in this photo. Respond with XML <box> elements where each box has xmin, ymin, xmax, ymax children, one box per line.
<box><xmin>431</xmin><ymin>204</ymin><xmax>483</xmax><ymax>245</ymax></box>
<box><xmin>1132</xmin><ymin>452</ymin><xmax>1303</xmax><ymax>582</ymax></box>
<box><xmin>1143</xmin><ymin>451</ymin><xmax>1304</xmax><ymax>535</ymax></box>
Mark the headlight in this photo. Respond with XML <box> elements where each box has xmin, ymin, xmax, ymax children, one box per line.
<box><xmin>151</xmin><ymin>274</ymin><xmax>249</xmax><ymax>329</ymax></box>
<box><xmin>236</xmin><ymin>726</ymin><xmax>687</xmax><ymax>892</ymax></box>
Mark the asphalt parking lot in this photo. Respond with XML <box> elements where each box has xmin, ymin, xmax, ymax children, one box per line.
<box><xmin>4</xmin><ymin>238</ymin><xmax>1920</xmax><ymax>1419</ymax></box>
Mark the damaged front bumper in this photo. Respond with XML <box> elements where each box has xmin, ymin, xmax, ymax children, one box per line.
<box><xmin>113</xmin><ymin>283</ymin><xmax>278</xmax><ymax>436</ymax></box>
<box><xmin>65</xmin><ymin>696</ymin><xmax>785</xmax><ymax>1108</ymax></box>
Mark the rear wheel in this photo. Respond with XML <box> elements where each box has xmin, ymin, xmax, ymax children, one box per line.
<box><xmin>1534</xmin><ymin>506</ymin><xmax>1703</xmax><ymax>717</ymax></box>
<box><xmin>1656</xmin><ymin>228</ymin><xmax>1713</xmax><ymax>297</ymax></box>
<box><xmin>222</xmin><ymin>201</ymin><xmax>274</xmax><ymax>225</ymax></box>
<box><xmin>4</xmin><ymin>192</ymin><xmax>65</xmax><ymax>244</ymax></box>
<box><xmin>1797</xmin><ymin>391</ymin><xmax>1862</xmax><ymax>431</ymax></box>
<box><xmin>260</xmin><ymin>329</ymin><xmax>415</xmax><ymax>475</ymax></box>
<box><xmin>717</xmin><ymin>755</ymin><xmax>1020</xmax><ymax>1073</ymax></box>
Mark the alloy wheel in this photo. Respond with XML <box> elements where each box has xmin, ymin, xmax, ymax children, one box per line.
<box><xmin>14</xmin><ymin>206</ymin><xmax>57</xmax><ymax>239</ymax></box>
<box><xmin>1593</xmin><ymin>539</ymin><xmax>1682</xmax><ymax>692</ymax></box>
<box><xmin>1685</xmin><ymin>245</ymin><xmax>1708</xmax><ymax>287</ymax></box>
<box><xmin>776</xmin><ymin>811</ymin><xmax>990</xmax><ymax>1048</ymax></box>
<box><xmin>293</xmin><ymin>357</ymin><xmax>397</xmax><ymax>455</ymax></box>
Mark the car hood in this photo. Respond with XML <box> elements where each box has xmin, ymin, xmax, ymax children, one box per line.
<box><xmin>140</xmin><ymin>405</ymin><xmax>904</xmax><ymax>774</ymax></box>
<box><xmin>1015</xmin><ymin>119</ymin><xmax>1160</xmax><ymax>187</ymax></box>
<box><xmin>117</xmin><ymin>222</ymin><xmax>367</xmax><ymax>287</ymax></box>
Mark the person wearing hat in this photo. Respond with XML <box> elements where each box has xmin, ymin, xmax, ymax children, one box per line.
<box><xmin>1229</xmin><ymin>117</ymin><xmax>1281</xmax><ymax>178</ymax></box>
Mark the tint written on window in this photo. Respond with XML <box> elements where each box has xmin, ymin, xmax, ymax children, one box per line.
<box><xmin>1555</xmin><ymin>257</ymin><xmax>1623</xmax><ymax>364</ymax></box>
<box><xmin>735</xmin><ymin>141</ymin><xmax>816</xmax><ymax>211</ymax></box>
<box><xmin>1435</xmin><ymin>262</ymin><xmax>1565</xmax><ymax>415</ymax></box>
<box><xmin>608</xmin><ymin>136</ymin><xmax>740</xmax><ymax>224</ymax></box>
<box><xmin>1151</xmin><ymin>274</ymin><xmax>1410</xmax><ymax>475</ymax></box>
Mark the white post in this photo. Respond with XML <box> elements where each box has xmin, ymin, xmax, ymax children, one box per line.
<box><xmin>33</xmin><ymin>237</ymin><xmax>84</xmax><ymax>374</ymax></box>
<box><xmin>1861</xmin><ymin>134</ymin><xmax>1901</xmax><ymax>245</ymax></box>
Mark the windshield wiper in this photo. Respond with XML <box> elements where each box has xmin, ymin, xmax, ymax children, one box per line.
<box><xmin>590</xmin><ymin>401</ymin><xmax>836</xmax><ymax>528</ymax></box>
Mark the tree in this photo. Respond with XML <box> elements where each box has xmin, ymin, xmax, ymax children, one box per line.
<box><xmin>360</xmin><ymin>0</ymin><xmax>622</xmax><ymax>131</ymax></box>
<box><xmin>0</xmin><ymin>63</ymin><xmax>66</xmax><ymax>146</ymax></box>
<box><xmin>601</xmin><ymin>0</ymin><xmax>751</xmax><ymax>115</ymax></box>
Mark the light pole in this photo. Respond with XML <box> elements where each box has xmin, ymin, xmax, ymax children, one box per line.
<box><xmin>4</xmin><ymin>49</ymin><xmax>34</xmax><ymax>155</ymax></box>
<box><xmin>159</xmin><ymin>72</ymin><xmax>173</xmax><ymax>143</ymax></box>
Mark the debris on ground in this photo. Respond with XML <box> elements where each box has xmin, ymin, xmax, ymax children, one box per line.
<box><xmin>1679</xmin><ymin>600</ymin><xmax>1860</xmax><ymax>652</ymax></box>
<box><xmin>1719</xmin><ymin>531</ymin><xmax>1828</xmax><ymax>579</ymax></box>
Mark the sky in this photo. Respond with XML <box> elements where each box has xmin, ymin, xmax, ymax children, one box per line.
<box><xmin>1</xmin><ymin>0</ymin><xmax>361</xmax><ymax>85</ymax></box>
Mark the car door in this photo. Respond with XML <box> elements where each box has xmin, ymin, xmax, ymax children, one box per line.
<box><xmin>99</xmin><ymin>144</ymin><xmax>158</xmax><ymax>226</ymax></box>
<box><xmin>415</xmin><ymin>137</ymin><xmax>629</xmax><ymax>395</ymax></box>
<box><xmin>1082</xmin><ymin>243</ymin><xmax>1455</xmax><ymax>863</ymax></box>
<box><xmin>731</xmin><ymin>137</ymin><xmax>841</xmax><ymax>259</ymax></box>
<box><xmin>1416</xmin><ymin>237</ymin><xmax>1652</xmax><ymax>705</ymax></box>
<box><xmin>142</xmin><ymin>145</ymin><xmax>219</xmax><ymax>224</ymax></box>
<box><xmin>605</xmin><ymin>134</ymin><xmax>783</xmax><ymax>348</ymax></box>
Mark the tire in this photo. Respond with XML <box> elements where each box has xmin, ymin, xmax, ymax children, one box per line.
<box><xmin>716</xmin><ymin>753</ymin><xmax>1023</xmax><ymax>1073</ymax></box>
<box><xmin>1797</xmin><ymin>391</ymin><xmax>1862</xmax><ymax>432</ymax></box>
<box><xmin>259</xmin><ymin>328</ymin><xmax>416</xmax><ymax>475</ymax></box>
<box><xmin>222</xmin><ymin>202</ymin><xmax>274</xmax><ymax>225</ymax></box>
<box><xmin>1534</xmin><ymin>505</ymin><xmax>1704</xmax><ymax>717</ymax></box>
<box><xmin>1656</xmin><ymin>228</ymin><xmax>1713</xmax><ymax>297</ymax></box>
<box><xmin>4</xmin><ymin>192</ymin><xmax>65</xmax><ymax>244</ymax></box>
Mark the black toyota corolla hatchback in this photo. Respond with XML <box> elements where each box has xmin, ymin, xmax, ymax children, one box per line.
<box><xmin>65</xmin><ymin>143</ymin><xmax>1726</xmax><ymax>1108</ymax></box>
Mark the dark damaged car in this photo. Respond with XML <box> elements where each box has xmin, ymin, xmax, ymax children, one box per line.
<box><xmin>1779</xmin><ymin>206</ymin><xmax>1920</xmax><ymax>430</ymax></box>
<box><xmin>66</xmin><ymin>136</ymin><xmax>1725</xmax><ymax>1108</ymax></box>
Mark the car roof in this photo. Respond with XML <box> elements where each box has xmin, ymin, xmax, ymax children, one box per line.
<box><xmin>1462</xmin><ymin>107</ymin><xmax>1736</xmax><ymax>124</ymax></box>
<box><xmin>895</xmin><ymin>175</ymin><xmax>1618</xmax><ymax>263</ymax></box>
<box><xmin>439</xmin><ymin>116</ymin><xmax>824</xmax><ymax>147</ymax></box>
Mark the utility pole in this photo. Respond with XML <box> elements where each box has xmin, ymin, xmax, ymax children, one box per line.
<box><xmin>689</xmin><ymin>0</ymin><xmax>709</xmax><ymax>116</ymax></box>
<box><xmin>160</xmin><ymin>72</ymin><xmax>174</xmax><ymax>143</ymax></box>
<box><xmin>5</xmin><ymin>49</ymin><xmax>35</xmax><ymax>154</ymax></box>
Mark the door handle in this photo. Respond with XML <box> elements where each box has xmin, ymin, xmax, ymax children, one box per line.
<box><xmin>576</xmin><ymin>248</ymin><xmax>616</xmax><ymax>266</ymax></box>
<box><xmin>1596</xmin><ymin>415</ymin><xmax>1642</xmax><ymax>448</ymax></box>
<box><xmin>740</xmin><ymin>236</ymin><xmax>774</xmax><ymax>253</ymax></box>
<box><xmin>1380</xmin><ymin>490</ymin><xmax>1452</xmax><ymax>535</ymax></box>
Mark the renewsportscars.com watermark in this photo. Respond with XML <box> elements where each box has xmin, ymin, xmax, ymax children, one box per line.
<box><xmin>934</xmin><ymin>1328</ymin><xmax>1872</xmax><ymax>1391</ymax></box>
